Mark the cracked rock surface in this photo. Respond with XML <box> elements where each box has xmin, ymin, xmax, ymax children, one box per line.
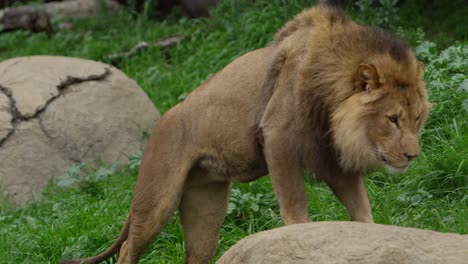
<box><xmin>0</xmin><ymin>92</ymin><xmax>13</xmax><ymax>139</ymax></box>
<box><xmin>217</xmin><ymin>222</ymin><xmax>468</xmax><ymax>264</ymax></box>
<box><xmin>0</xmin><ymin>56</ymin><xmax>160</xmax><ymax>206</ymax></box>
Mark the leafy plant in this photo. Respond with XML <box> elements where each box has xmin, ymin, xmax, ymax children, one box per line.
<box><xmin>128</xmin><ymin>150</ymin><xmax>143</xmax><ymax>170</ymax></box>
<box><xmin>56</xmin><ymin>162</ymin><xmax>119</xmax><ymax>189</ymax></box>
<box><xmin>228</xmin><ymin>187</ymin><xmax>278</xmax><ymax>220</ymax></box>
<box><xmin>56</xmin><ymin>164</ymin><xmax>83</xmax><ymax>189</ymax></box>
<box><xmin>86</xmin><ymin>164</ymin><xmax>117</xmax><ymax>183</ymax></box>
<box><xmin>417</xmin><ymin>42</ymin><xmax>467</xmax><ymax>127</ymax></box>
<box><xmin>354</xmin><ymin>0</ymin><xmax>400</xmax><ymax>27</ymax></box>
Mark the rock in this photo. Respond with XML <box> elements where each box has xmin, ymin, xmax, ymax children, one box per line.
<box><xmin>180</xmin><ymin>0</ymin><xmax>219</xmax><ymax>18</ymax></box>
<box><xmin>0</xmin><ymin>56</ymin><xmax>160</xmax><ymax>206</ymax></box>
<box><xmin>0</xmin><ymin>0</ymin><xmax>121</xmax><ymax>34</ymax></box>
<box><xmin>0</xmin><ymin>91</ymin><xmax>12</xmax><ymax>139</ymax></box>
<box><xmin>0</xmin><ymin>6</ymin><xmax>52</xmax><ymax>34</ymax></box>
<box><xmin>45</xmin><ymin>0</ymin><xmax>121</xmax><ymax>19</ymax></box>
<box><xmin>116</xmin><ymin>0</ymin><xmax>218</xmax><ymax>19</ymax></box>
<box><xmin>217</xmin><ymin>222</ymin><xmax>468</xmax><ymax>264</ymax></box>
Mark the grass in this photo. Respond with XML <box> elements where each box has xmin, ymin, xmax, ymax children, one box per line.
<box><xmin>0</xmin><ymin>0</ymin><xmax>467</xmax><ymax>263</ymax></box>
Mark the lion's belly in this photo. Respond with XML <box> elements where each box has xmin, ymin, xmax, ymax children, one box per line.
<box><xmin>196</xmin><ymin>105</ymin><xmax>268</xmax><ymax>182</ymax></box>
<box><xmin>198</xmin><ymin>152</ymin><xmax>268</xmax><ymax>182</ymax></box>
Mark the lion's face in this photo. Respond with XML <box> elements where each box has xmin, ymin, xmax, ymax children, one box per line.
<box><xmin>331</xmin><ymin>59</ymin><xmax>430</xmax><ymax>174</ymax></box>
<box><xmin>366</xmin><ymin>87</ymin><xmax>429</xmax><ymax>174</ymax></box>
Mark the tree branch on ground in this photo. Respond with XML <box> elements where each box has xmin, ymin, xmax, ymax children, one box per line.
<box><xmin>106</xmin><ymin>36</ymin><xmax>181</xmax><ymax>62</ymax></box>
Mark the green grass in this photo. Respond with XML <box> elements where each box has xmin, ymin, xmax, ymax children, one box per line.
<box><xmin>0</xmin><ymin>0</ymin><xmax>467</xmax><ymax>263</ymax></box>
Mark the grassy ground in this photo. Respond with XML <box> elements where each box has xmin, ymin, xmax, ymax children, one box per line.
<box><xmin>0</xmin><ymin>0</ymin><xmax>467</xmax><ymax>263</ymax></box>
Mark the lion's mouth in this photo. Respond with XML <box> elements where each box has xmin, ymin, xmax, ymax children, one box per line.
<box><xmin>379</xmin><ymin>153</ymin><xmax>409</xmax><ymax>174</ymax></box>
<box><xmin>380</xmin><ymin>154</ymin><xmax>388</xmax><ymax>163</ymax></box>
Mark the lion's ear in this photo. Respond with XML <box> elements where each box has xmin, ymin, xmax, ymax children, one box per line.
<box><xmin>354</xmin><ymin>63</ymin><xmax>383</xmax><ymax>92</ymax></box>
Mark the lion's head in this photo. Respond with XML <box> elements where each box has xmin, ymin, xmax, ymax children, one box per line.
<box><xmin>331</xmin><ymin>53</ymin><xmax>431</xmax><ymax>174</ymax></box>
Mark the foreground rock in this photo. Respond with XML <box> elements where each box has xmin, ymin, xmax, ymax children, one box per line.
<box><xmin>0</xmin><ymin>56</ymin><xmax>160</xmax><ymax>206</ymax></box>
<box><xmin>217</xmin><ymin>222</ymin><xmax>468</xmax><ymax>264</ymax></box>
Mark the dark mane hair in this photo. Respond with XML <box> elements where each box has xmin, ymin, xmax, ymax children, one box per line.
<box><xmin>360</xmin><ymin>27</ymin><xmax>410</xmax><ymax>63</ymax></box>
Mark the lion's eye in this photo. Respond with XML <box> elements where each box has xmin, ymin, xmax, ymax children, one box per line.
<box><xmin>416</xmin><ymin>114</ymin><xmax>421</xmax><ymax>121</ymax></box>
<box><xmin>387</xmin><ymin>115</ymin><xmax>399</xmax><ymax>126</ymax></box>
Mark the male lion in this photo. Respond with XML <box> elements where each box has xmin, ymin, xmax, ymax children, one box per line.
<box><xmin>62</xmin><ymin>0</ymin><xmax>430</xmax><ymax>263</ymax></box>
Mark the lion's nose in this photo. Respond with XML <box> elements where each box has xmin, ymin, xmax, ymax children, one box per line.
<box><xmin>404</xmin><ymin>153</ymin><xmax>419</xmax><ymax>161</ymax></box>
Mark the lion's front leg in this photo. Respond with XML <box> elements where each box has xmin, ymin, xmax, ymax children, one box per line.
<box><xmin>263</xmin><ymin>130</ymin><xmax>310</xmax><ymax>225</ymax></box>
<box><xmin>325</xmin><ymin>174</ymin><xmax>374</xmax><ymax>223</ymax></box>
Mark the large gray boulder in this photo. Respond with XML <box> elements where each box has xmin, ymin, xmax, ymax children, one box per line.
<box><xmin>0</xmin><ymin>56</ymin><xmax>160</xmax><ymax>206</ymax></box>
<box><xmin>217</xmin><ymin>222</ymin><xmax>468</xmax><ymax>264</ymax></box>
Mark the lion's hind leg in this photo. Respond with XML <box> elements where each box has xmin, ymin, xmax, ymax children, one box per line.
<box><xmin>179</xmin><ymin>177</ymin><xmax>231</xmax><ymax>264</ymax></box>
<box><xmin>118</xmin><ymin>170</ymin><xmax>183</xmax><ymax>264</ymax></box>
<box><xmin>117</xmin><ymin>123</ymin><xmax>198</xmax><ymax>263</ymax></box>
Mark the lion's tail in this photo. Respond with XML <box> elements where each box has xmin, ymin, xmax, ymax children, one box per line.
<box><xmin>60</xmin><ymin>217</ymin><xmax>130</xmax><ymax>264</ymax></box>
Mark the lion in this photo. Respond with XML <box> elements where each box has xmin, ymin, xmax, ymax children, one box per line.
<box><xmin>61</xmin><ymin>1</ymin><xmax>430</xmax><ymax>263</ymax></box>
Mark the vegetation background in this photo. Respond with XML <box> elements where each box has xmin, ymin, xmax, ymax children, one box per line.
<box><xmin>0</xmin><ymin>0</ymin><xmax>466</xmax><ymax>263</ymax></box>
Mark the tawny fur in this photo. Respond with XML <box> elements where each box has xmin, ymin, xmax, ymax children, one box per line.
<box><xmin>61</xmin><ymin>2</ymin><xmax>430</xmax><ymax>264</ymax></box>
